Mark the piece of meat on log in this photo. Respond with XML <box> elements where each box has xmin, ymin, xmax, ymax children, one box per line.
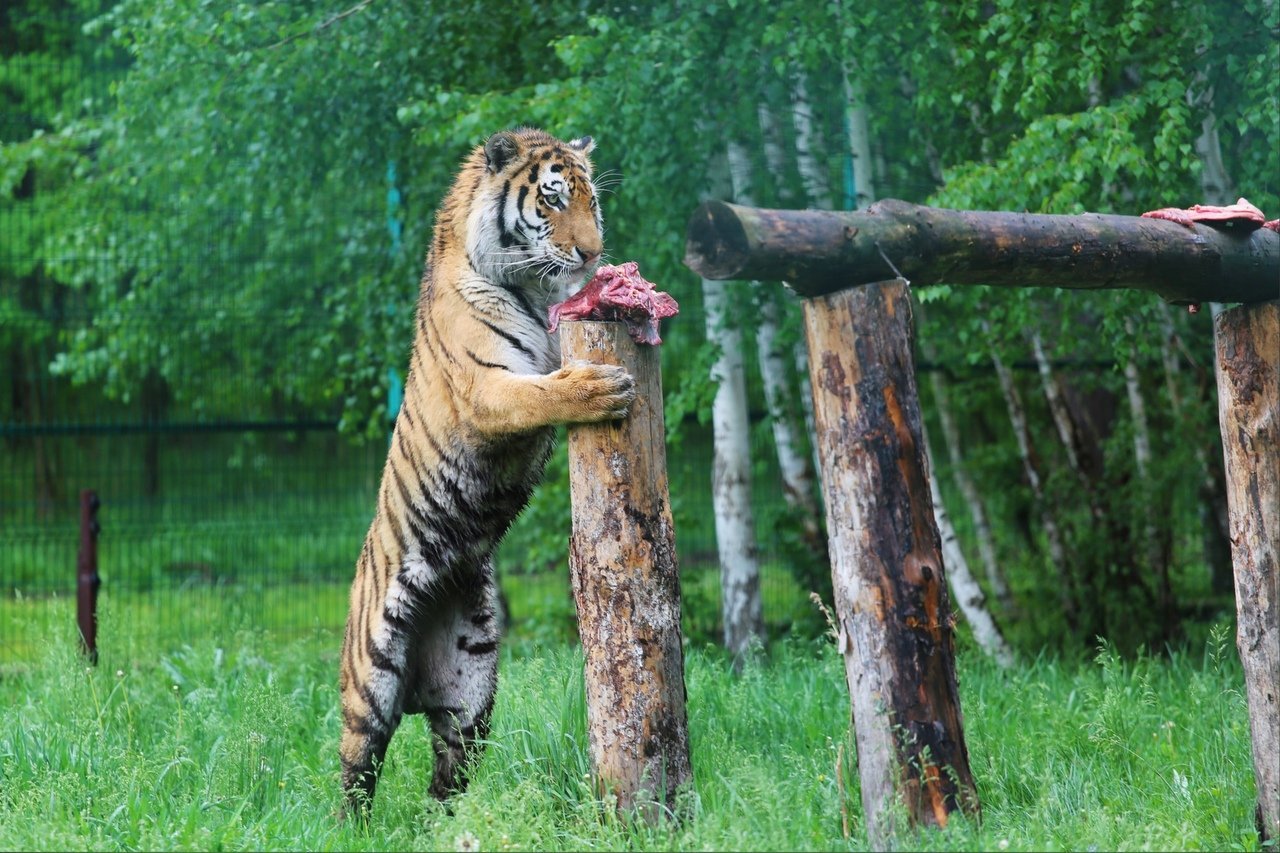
<box><xmin>1141</xmin><ymin>197</ymin><xmax>1267</xmax><ymax>230</ymax></box>
<box><xmin>548</xmin><ymin>261</ymin><xmax>679</xmax><ymax>346</ymax></box>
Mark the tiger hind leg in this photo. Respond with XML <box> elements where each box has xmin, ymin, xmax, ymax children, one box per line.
<box><xmin>414</xmin><ymin>567</ymin><xmax>502</xmax><ymax>800</ymax></box>
<box><xmin>338</xmin><ymin>569</ymin><xmax>415</xmax><ymax>818</ymax></box>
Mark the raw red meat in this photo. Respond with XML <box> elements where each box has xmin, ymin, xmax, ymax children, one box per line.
<box><xmin>1141</xmin><ymin>197</ymin><xmax>1267</xmax><ymax>229</ymax></box>
<box><xmin>548</xmin><ymin>261</ymin><xmax>679</xmax><ymax>345</ymax></box>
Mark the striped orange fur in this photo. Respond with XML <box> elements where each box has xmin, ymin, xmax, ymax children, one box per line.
<box><xmin>338</xmin><ymin>128</ymin><xmax>634</xmax><ymax>816</ymax></box>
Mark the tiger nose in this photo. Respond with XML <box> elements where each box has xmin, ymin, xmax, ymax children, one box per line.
<box><xmin>578</xmin><ymin>248</ymin><xmax>600</xmax><ymax>266</ymax></box>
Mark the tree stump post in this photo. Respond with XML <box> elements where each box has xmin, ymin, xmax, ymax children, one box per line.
<box><xmin>76</xmin><ymin>489</ymin><xmax>101</xmax><ymax>665</ymax></box>
<box><xmin>560</xmin><ymin>320</ymin><xmax>693</xmax><ymax>823</ymax></box>
<box><xmin>803</xmin><ymin>279</ymin><xmax>979</xmax><ymax>844</ymax></box>
<box><xmin>1213</xmin><ymin>300</ymin><xmax>1279</xmax><ymax>843</ymax></box>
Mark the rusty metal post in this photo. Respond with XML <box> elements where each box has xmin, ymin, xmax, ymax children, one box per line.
<box><xmin>76</xmin><ymin>489</ymin><xmax>101</xmax><ymax>664</ymax></box>
<box><xmin>560</xmin><ymin>320</ymin><xmax>693</xmax><ymax>823</ymax></box>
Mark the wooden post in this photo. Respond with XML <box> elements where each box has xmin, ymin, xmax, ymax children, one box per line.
<box><xmin>560</xmin><ymin>320</ymin><xmax>693</xmax><ymax>822</ymax></box>
<box><xmin>803</xmin><ymin>279</ymin><xmax>979</xmax><ymax>843</ymax></box>
<box><xmin>1213</xmin><ymin>300</ymin><xmax>1279</xmax><ymax>843</ymax></box>
<box><xmin>76</xmin><ymin>489</ymin><xmax>101</xmax><ymax>665</ymax></box>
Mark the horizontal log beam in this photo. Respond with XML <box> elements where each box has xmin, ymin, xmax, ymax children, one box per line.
<box><xmin>684</xmin><ymin>199</ymin><xmax>1280</xmax><ymax>305</ymax></box>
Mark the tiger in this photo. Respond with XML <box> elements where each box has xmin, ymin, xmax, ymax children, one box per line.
<box><xmin>338</xmin><ymin>127</ymin><xmax>634</xmax><ymax>816</ymax></box>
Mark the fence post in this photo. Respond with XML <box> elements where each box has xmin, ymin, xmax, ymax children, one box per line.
<box><xmin>1213</xmin><ymin>300</ymin><xmax>1279</xmax><ymax>843</ymax></box>
<box><xmin>803</xmin><ymin>279</ymin><xmax>979</xmax><ymax>844</ymax></box>
<box><xmin>560</xmin><ymin>320</ymin><xmax>693</xmax><ymax>823</ymax></box>
<box><xmin>76</xmin><ymin>489</ymin><xmax>101</xmax><ymax>664</ymax></box>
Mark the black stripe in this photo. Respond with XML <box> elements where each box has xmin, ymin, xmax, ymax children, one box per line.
<box><xmin>343</xmin><ymin>706</ymin><xmax>377</xmax><ymax>737</ymax></box>
<box><xmin>382</xmin><ymin>605</ymin><xmax>412</xmax><ymax>633</ymax></box>
<box><xmin>463</xmin><ymin>640</ymin><xmax>499</xmax><ymax>656</ymax></box>
<box><xmin>465</xmin><ymin>348</ymin><xmax>511</xmax><ymax>371</ymax></box>
<box><xmin>356</xmin><ymin>680</ymin><xmax>392</xmax><ymax>730</ymax></box>
<box><xmin>495</xmin><ymin>180</ymin><xmax>517</xmax><ymax>248</ymax></box>
<box><xmin>366</xmin><ymin>636</ymin><xmax>404</xmax><ymax>679</ymax></box>
<box><xmin>501</xmin><ymin>284</ymin><xmax>543</xmax><ymax>328</ymax></box>
<box><xmin>479</xmin><ymin>318</ymin><xmax>535</xmax><ymax>360</ymax></box>
<box><xmin>424</xmin><ymin>313</ymin><xmax>460</xmax><ymax>365</ymax></box>
<box><xmin>380</xmin><ymin>488</ymin><xmax>407</xmax><ymax>554</ymax></box>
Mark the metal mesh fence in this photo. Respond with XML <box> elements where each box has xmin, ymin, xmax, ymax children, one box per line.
<box><xmin>0</xmin><ymin>26</ymin><xmax>821</xmax><ymax>667</ymax></box>
<box><xmin>1</xmin><ymin>304</ymin><xmax>821</xmax><ymax>668</ymax></box>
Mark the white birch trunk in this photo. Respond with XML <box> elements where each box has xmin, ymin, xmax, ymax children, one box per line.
<box><xmin>924</xmin><ymin>424</ymin><xmax>1015</xmax><ymax>667</ymax></box>
<box><xmin>703</xmin><ymin>276</ymin><xmax>764</xmax><ymax>664</ymax></box>
<box><xmin>759</xmin><ymin>99</ymin><xmax>822</xmax><ymax>476</ymax></box>
<box><xmin>1030</xmin><ymin>331</ymin><xmax>1086</xmax><ymax>482</ymax></box>
<box><xmin>790</xmin><ymin>72</ymin><xmax>834</xmax><ymax>211</ymax></box>
<box><xmin>924</xmin><ymin>352</ymin><xmax>1013</xmax><ymax>610</ymax></box>
<box><xmin>1188</xmin><ymin>75</ymin><xmax>1236</xmax><ymax>206</ymax></box>
<box><xmin>987</xmin><ymin>323</ymin><xmax>1076</xmax><ymax>627</ymax></box>
<box><xmin>703</xmin><ymin>145</ymin><xmax>763</xmax><ymax>665</ymax></box>
<box><xmin>1125</xmin><ymin>318</ymin><xmax>1174</xmax><ymax>627</ymax></box>
<box><xmin>730</xmin><ymin>137</ymin><xmax>824</xmax><ymax>551</ymax></box>
<box><xmin>842</xmin><ymin>69</ymin><xmax>876</xmax><ymax>210</ymax></box>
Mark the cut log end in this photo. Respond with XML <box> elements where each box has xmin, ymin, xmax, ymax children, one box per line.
<box><xmin>684</xmin><ymin>200</ymin><xmax>750</xmax><ymax>280</ymax></box>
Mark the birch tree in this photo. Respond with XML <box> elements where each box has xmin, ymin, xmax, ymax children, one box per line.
<box><xmin>703</xmin><ymin>147</ymin><xmax>763</xmax><ymax>667</ymax></box>
<box><xmin>923</xmin><ymin>423</ymin><xmax>1015</xmax><ymax>667</ymax></box>
<box><xmin>741</xmin><ymin>119</ymin><xmax>828</xmax><ymax>576</ymax></box>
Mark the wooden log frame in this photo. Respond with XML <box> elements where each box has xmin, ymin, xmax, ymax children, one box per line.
<box><xmin>560</xmin><ymin>321</ymin><xmax>693</xmax><ymax>824</ymax></box>
<box><xmin>1214</xmin><ymin>301</ymin><xmax>1279</xmax><ymax>843</ymax></box>
<box><xmin>684</xmin><ymin>198</ymin><xmax>1280</xmax><ymax>842</ymax></box>
<box><xmin>685</xmin><ymin>199</ymin><xmax>1280</xmax><ymax>306</ymax></box>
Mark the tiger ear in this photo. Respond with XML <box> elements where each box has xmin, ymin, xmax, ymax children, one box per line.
<box><xmin>484</xmin><ymin>132</ymin><xmax>521</xmax><ymax>173</ymax></box>
<box><xmin>568</xmin><ymin>135</ymin><xmax>595</xmax><ymax>155</ymax></box>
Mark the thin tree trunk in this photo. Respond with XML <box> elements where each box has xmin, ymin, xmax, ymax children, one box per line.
<box><xmin>842</xmin><ymin>69</ymin><xmax>875</xmax><ymax>210</ymax></box>
<box><xmin>1188</xmin><ymin>74</ymin><xmax>1237</xmax><ymax>206</ymax></box>
<box><xmin>700</xmin><ymin>144</ymin><xmax>764</xmax><ymax>666</ymax></box>
<box><xmin>1123</xmin><ymin>317</ymin><xmax>1176</xmax><ymax>637</ymax></box>
<box><xmin>1158</xmin><ymin>304</ymin><xmax>1234</xmax><ymax>594</ymax></box>
<box><xmin>924</xmin><ymin>422</ymin><xmax>1015</xmax><ymax>667</ymax></box>
<box><xmin>987</xmin><ymin>324</ymin><xmax>1077</xmax><ymax>630</ymax></box>
<box><xmin>790</xmin><ymin>72</ymin><xmax>834</xmax><ymax>211</ymax></box>
<box><xmin>920</xmin><ymin>333</ymin><xmax>1013</xmax><ymax>611</ymax></box>
<box><xmin>728</xmin><ymin>138</ymin><xmax>827</xmax><ymax>568</ymax></box>
<box><xmin>703</xmin><ymin>273</ymin><xmax>764</xmax><ymax>666</ymax></box>
<box><xmin>763</xmin><ymin>88</ymin><xmax>819</xmax><ymax>471</ymax></box>
<box><xmin>1031</xmin><ymin>331</ymin><xmax>1089</xmax><ymax>487</ymax></box>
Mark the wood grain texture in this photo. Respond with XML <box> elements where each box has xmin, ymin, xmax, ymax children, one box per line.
<box><xmin>560</xmin><ymin>321</ymin><xmax>692</xmax><ymax>823</ymax></box>
<box><xmin>803</xmin><ymin>280</ymin><xmax>979</xmax><ymax>843</ymax></box>
<box><xmin>1214</xmin><ymin>300</ymin><xmax>1280</xmax><ymax>842</ymax></box>
<box><xmin>684</xmin><ymin>199</ymin><xmax>1280</xmax><ymax>306</ymax></box>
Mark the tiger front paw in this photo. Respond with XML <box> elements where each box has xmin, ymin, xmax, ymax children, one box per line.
<box><xmin>557</xmin><ymin>361</ymin><xmax>636</xmax><ymax>423</ymax></box>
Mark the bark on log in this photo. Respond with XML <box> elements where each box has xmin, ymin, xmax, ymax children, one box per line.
<box><xmin>1213</xmin><ymin>300</ymin><xmax>1280</xmax><ymax>843</ymax></box>
<box><xmin>803</xmin><ymin>279</ymin><xmax>979</xmax><ymax>842</ymax></box>
<box><xmin>561</xmin><ymin>321</ymin><xmax>693</xmax><ymax>823</ymax></box>
<box><xmin>685</xmin><ymin>199</ymin><xmax>1280</xmax><ymax>305</ymax></box>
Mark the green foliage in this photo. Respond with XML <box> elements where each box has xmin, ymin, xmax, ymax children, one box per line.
<box><xmin>0</xmin><ymin>607</ymin><xmax>1259</xmax><ymax>850</ymax></box>
<box><xmin>3</xmin><ymin>0</ymin><xmax>1275</xmax><ymax>655</ymax></box>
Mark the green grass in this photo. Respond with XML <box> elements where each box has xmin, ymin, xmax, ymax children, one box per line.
<box><xmin>0</xmin><ymin>598</ymin><xmax>1262</xmax><ymax>852</ymax></box>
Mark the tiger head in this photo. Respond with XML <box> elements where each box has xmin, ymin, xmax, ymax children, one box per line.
<box><xmin>463</xmin><ymin>127</ymin><xmax>603</xmax><ymax>292</ymax></box>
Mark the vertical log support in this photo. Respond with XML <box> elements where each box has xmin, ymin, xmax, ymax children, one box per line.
<box><xmin>560</xmin><ymin>321</ymin><xmax>693</xmax><ymax>823</ymax></box>
<box><xmin>1213</xmin><ymin>300</ymin><xmax>1279</xmax><ymax>843</ymax></box>
<box><xmin>76</xmin><ymin>489</ymin><xmax>101</xmax><ymax>665</ymax></box>
<box><xmin>803</xmin><ymin>279</ymin><xmax>979</xmax><ymax>842</ymax></box>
